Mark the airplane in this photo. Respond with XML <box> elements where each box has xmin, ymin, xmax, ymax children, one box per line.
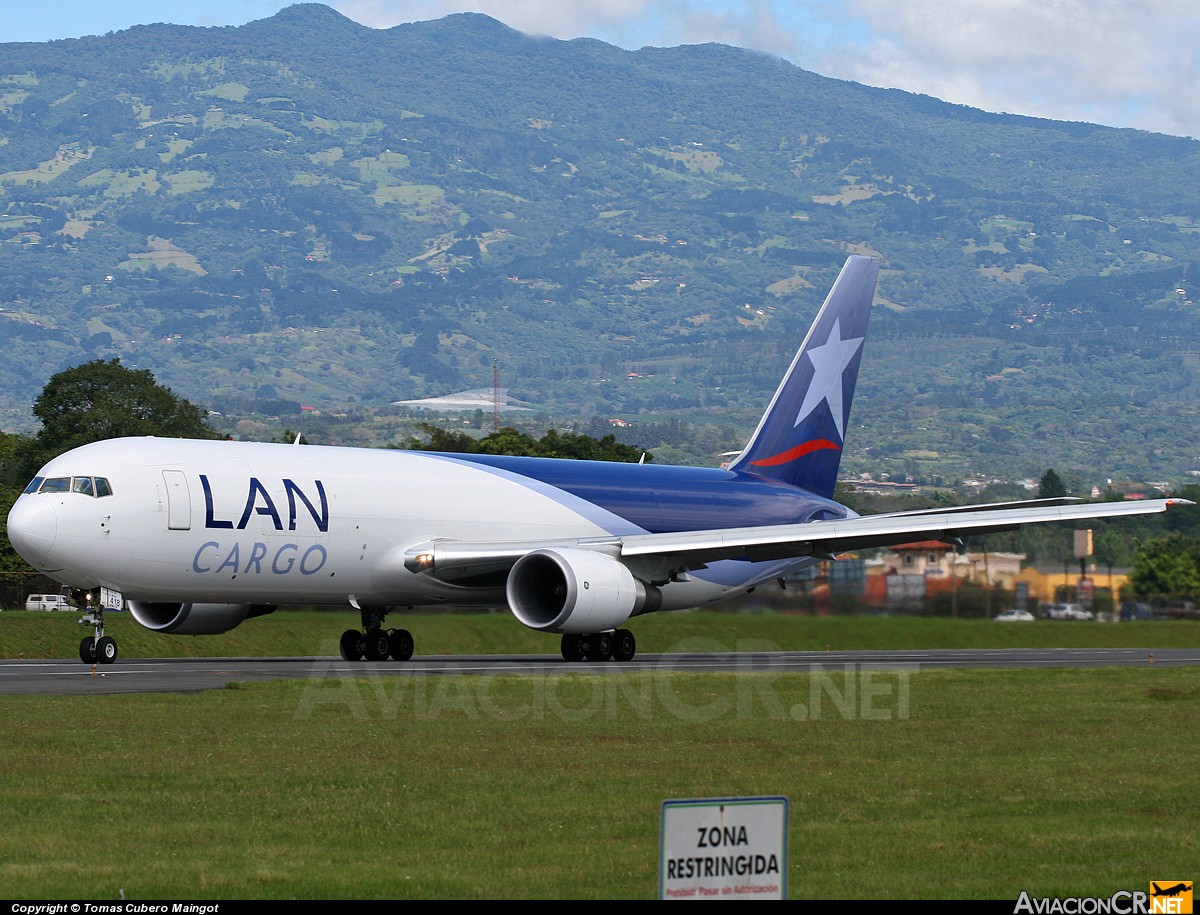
<box><xmin>5</xmin><ymin>255</ymin><xmax>1191</xmax><ymax>665</ymax></box>
<box><xmin>1151</xmin><ymin>883</ymin><xmax>1191</xmax><ymax>898</ymax></box>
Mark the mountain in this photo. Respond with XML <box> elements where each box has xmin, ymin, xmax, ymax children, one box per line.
<box><xmin>1</xmin><ymin>3</ymin><xmax>1198</xmax><ymax>485</ymax></box>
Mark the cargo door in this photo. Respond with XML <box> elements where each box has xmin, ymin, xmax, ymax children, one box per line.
<box><xmin>162</xmin><ymin>470</ymin><xmax>191</xmax><ymax>531</ymax></box>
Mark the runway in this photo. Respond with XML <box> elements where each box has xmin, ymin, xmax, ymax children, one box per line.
<box><xmin>1</xmin><ymin>647</ymin><xmax>1196</xmax><ymax>695</ymax></box>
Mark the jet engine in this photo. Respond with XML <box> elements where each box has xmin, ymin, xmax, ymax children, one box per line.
<box><xmin>127</xmin><ymin>601</ymin><xmax>276</xmax><ymax>635</ymax></box>
<box><xmin>505</xmin><ymin>548</ymin><xmax>660</xmax><ymax>634</ymax></box>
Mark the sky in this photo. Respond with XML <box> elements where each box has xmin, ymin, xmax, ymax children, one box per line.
<box><xmin>2</xmin><ymin>1</ymin><xmax>1198</xmax><ymax>140</ymax></box>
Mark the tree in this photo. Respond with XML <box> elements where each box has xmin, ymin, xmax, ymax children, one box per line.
<box><xmin>1130</xmin><ymin>532</ymin><xmax>1200</xmax><ymax>603</ymax></box>
<box><xmin>404</xmin><ymin>423</ymin><xmax>651</xmax><ymax>462</ymax></box>
<box><xmin>534</xmin><ymin>429</ymin><xmax>647</xmax><ymax>462</ymax></box>
<box><xmin>1092</xmin><ymin>527</ymin><xmax>1138</xmax><ymax>570</ymax></box>
<box><xmin>0</xmin><ymin>432</ymin><xmax>37</xmax><ymax>573</ymax></box>
<box><xmin>0</xmin><ymin>362</ymin><xmax>220</xmax><ymax>575</ymax></box>
<box><xmin>402</xmin><ymin>423</ymin><xmax>484</xmax><ymax>454</ymax></box>
<box><xmin>1037</xmin><ymin>468</ymin><xmax>1067</xmax><ymax>499</ymax></box>
<box><xmin>24</xmin><ymin>359</ymin><xmax>218</xmax><ymax>475</ymax></box>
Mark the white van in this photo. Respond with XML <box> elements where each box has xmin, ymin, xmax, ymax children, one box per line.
<box><xmin>25</xmin><ymin>593</ymin><xmax>71</xmax><ymax>611</ymax></box>
<box><xmin>1045</xmin><ymin>602</ymin><xmax>1095</xmax><ymax>620</ymax></box>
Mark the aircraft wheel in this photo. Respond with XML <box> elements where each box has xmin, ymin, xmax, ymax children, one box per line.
<box><xmin>339</xmin><ymin>629</ymin><xmax>363</xmax><ymax>661</ymax></box>
<box><xmin>560</xmin><ymin>634</ymin><xmax>582</xmax><ymax>661</ymax></box>
<box><xmin>586</xmin><ymin>632</ymin><xmax>613</xmax><ymax>662</ymax></box>
<box><xmin>390</xmin><ymin>628</ymin><xmax>414</xmax><ymax>661</ymax></box>
<box><xmin>596</xmin><ymin>632</ymin><xmax>613</xmax><ymax>661</ymax></box>
<box><xmin>575</xmin><ymin>634</ymin><xmax>595</xmax><ymax>662</ymax></box>
<box><xmin>364</xmin><ymin>629</ymin><xmax>391</xmax><ymax>661</ymax></box>
<box><xmin>79</xmin><ymin>636</ymin><xmax>96</xmax><ymax>664</ymax></box>
<box><xmin>96</xmin><ymin>636</ymin><xmax>118</xmax><ymax>665</ymax></box>
<box><xmin>613</xmin><ymin>628</ymin><xmax>636</xmax><ymax>662</ymax></box>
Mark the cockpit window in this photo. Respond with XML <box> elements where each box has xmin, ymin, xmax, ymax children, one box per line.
<box><xmin>34</xmin><ymin>476</ymin><xmax>113</xmax><ymax>497</ymax></box>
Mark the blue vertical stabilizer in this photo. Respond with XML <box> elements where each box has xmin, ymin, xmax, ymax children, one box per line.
<box><xmin>727</xmin><ymin>255</ymin><xmax>880</xmax><ymax>497</ymax></box>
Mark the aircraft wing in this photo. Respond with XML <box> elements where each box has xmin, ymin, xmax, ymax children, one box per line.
<box><xmin>617</xmin><ymin>497</ymin><xmax>1191</xmax><ymax>564</ymax></box>
<box><xmin>407</xmin><ymin>497</ymin><xmax>1191</xmax><ymax>579</ymax></box>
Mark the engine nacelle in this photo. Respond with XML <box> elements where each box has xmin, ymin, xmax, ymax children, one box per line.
<box><xmin>127</xmin><ymin>601</ymin><xmax>275</xmax><ymax>635</ymax></box>
<box><xmin>506</xmin><ymin>548</ymin><xmax>659</xmax><ymax>634</ymax></box>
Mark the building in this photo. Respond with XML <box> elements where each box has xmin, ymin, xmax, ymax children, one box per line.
<box><xmin>866</xmin><ymin>541</ymin><xmax>1024</xmax><ymax>611</ymax></box>
<box><xmin>391</xmin><ymin>388</ymin><xmax>530</xmax><ymax>413</ymax></box>
<box><xmin>877</xmin><ymin>541</ymin><xmax>1024</xmax><ymax>588</ymax></box>
<box><xmin>1014</xmin><ymin>564</ymin><xmax>1130</xmax><ymax>605</ymax></box>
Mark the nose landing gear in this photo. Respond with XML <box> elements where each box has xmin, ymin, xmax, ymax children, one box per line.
<box><xmin>78</xmin><ymin>602</ymin><xmax>118</xmax><ymax>665</ymax></box>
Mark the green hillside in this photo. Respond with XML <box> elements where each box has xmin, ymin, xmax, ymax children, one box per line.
<box><xmin>1</xmin><ymin>4</ymin><xmax>1198</xmax><ymax>483</ymax></box>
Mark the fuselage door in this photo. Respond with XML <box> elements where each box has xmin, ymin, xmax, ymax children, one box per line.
<box><xmin>163</xmin><ymin>470</ymin><xmax>191</xmax><ymax>531</ymax></box>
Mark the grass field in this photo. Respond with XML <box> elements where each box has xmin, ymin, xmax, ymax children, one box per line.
<box><xmin>1</xmin><ymin>611</ymin><xmax>1197</xmax><ymax>900</ymax></box>
<box><xmin>6</xmin><ymin>607</ymin><xmax>1200</xmax><ymax>660</ymax></box>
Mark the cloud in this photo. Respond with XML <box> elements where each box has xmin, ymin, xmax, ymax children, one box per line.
<box><xmin>333</xmin><ymin>0</ymin><xmax>1200</xmax><ymax>138</ymax></box>
<box><xmin>336</xmin><ymin>0</ymin><xmax>654</xmax><ymax>42</ymax></box>
<box><xmin>335</xmin><ymin>0</ymin><xmax>817</xmax><ymax>53</ymax></box>
<box><xmin>832</xmin><ymin>0</ymin><xmax>1200</xmax><ymax>137</ymax></box>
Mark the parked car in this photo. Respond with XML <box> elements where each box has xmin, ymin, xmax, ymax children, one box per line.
<box><xmin>25</xmin><ymin>593</ymin><xmax>71</xmax><ymax>611</ymax></box>
<box><xmin>995</xmin><ymin>609</ymin><xmax>1036</xmax><ymax>622</ymax></box>
<box><xmin>1045</xmin><ymin>602</ymin><xmax>1094</xmax><ymax>620</ymax></box>
<box><xmin>1161</xmin><ymin>601</ymin><xmax>1200</xmax><ymax>620</ymax></box>
<box><xmin>1119</xmin><ymin>601</ymin><xmax>1154</xmax><ymax>621</ymax></box>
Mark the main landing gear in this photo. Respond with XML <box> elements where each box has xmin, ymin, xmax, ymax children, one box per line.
<box><xmin>78</xmin><ymin>603</ymin><xmax>118</xmax><ymax>665</ymax></box>
<box><xmin>339</xmin><ymin>602</ymin><xmax>413</xmax><ymax>662</ymax></box>
<box><xmin>560</xmin><ymin>628</ymin><xmax>636</xmax><ymax>662</ymax></box>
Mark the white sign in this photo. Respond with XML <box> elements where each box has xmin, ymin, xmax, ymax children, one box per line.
<box><xmin>99</xmin><ymin>587</ymin><xmax>124</xmax><ymax>611</ymax></box>
<box><xmin>659</xmin><ymin>796</ymin><xmax>788</xmax><ymax>900</ymax></box>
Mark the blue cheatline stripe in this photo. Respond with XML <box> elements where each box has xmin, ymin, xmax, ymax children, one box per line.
<box><xmin>420</xmin><ymin>453</ymin><xmax>828</xmax><ymax>590</ymax></box>
<box><xmin>420</xmin><ymin>452</ymin><xmax>850</xmax><ymax>534</ymax></box>
<box><xmin>419</xmin><ymin>452</ymin><xmax>650</xmax><ymax>536</ymax></box>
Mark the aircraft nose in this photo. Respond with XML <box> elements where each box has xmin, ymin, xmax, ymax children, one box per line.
<box><xmin>6</xmin><ymin>497</ymin><xmax>58</xmax><ymax>564</ymax></box>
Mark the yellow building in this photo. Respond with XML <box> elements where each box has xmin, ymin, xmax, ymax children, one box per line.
<box><xmin>1014</xmin><ymin>565</ymin><xmax>1130</xmax><ymax>604</ymax></box>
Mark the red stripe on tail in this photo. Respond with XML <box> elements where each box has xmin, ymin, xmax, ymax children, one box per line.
<box><xmin>749</xmin><ymin>439</ymin><xmax>840</xmax><ymax>468</ymax></box>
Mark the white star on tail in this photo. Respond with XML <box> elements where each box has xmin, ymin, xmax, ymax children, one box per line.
<box><xmin>792</xmin><ymin>318</ymin><xmax>864</xmax><ymax>442</ymax></box>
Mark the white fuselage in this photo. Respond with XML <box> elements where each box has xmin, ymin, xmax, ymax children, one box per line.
<box><xmin>9</xmin><ymin>437</ymin><xmax>799</xmax><ymax>612</ymax></box>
